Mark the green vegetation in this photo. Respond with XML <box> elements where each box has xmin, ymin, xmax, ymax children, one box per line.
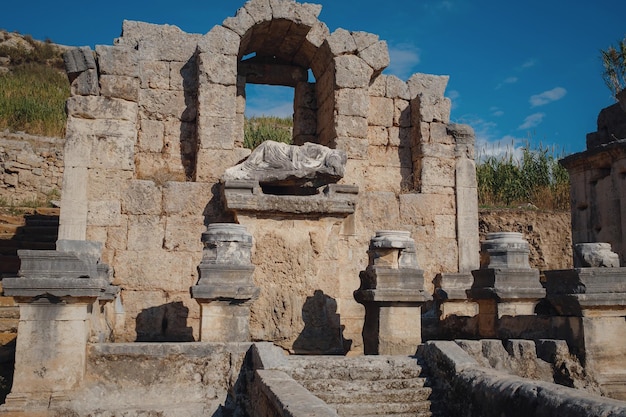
<box><xmin>476</xmin><ymin>144</ymin><xmax>569</xmax><ymax>211</ymax></box>
<box><xmin>244</xmin><ymin>116</ymin><xmax>293</xmax><ymax>149</ymax></box>
<box><xmin>0</xmin><ymin>33</ymin><xmax>69</xmax><ymax>137</ymax></box>
<box><xmin>601</xmin><ymin>36</ymin><xmax>626</xmax><ymax>98</ymax></box>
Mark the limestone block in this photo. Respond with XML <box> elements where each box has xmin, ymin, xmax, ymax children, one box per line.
<box><xmin>199</xmin><ymin>302</ymin><xmax>253</xmax><ymax>342</ymax></box>
<box><xmin>63</xmin><ymin>135</ymin><xmax>92</xmax><ymax>168</ymax></box>
<box><xmin>364</xmin><ymin>166</ymin><xmax>405</xmax><ymax>194</ymax></box>
<box><xmin>386</xmin><ymin>76</ymin><xmax>411</xmax><ymax>100</ymax></box>
<box><xmin>58</xmin><ymin>166</ymin><xmax>88</xmax><ymax>241</ymax></box>
<box><xmin>429</xmin><ymin>122</ymin><xmax>455</xmax><ymax>144</ymax></box>
<box><xmin>368</xmin><ymin>96</ymin><xmax>394</xmax><ymax>127</ymax></box>
<box><xmin>196</xmin><ymin>148</ymin><xmax>251</xmax><ymax>182</ymax></box>
<box><xmin>456</xmin><ymin>158</ymin><xmax>479</xmax><ymax>272</ymax></box>
<box><xmin>368</xmin><ymin>145</ymin><xmax>412</xmax><ymax>169</ymax></box>
<box><xmin>421</xmin><ymin>97</ymin><xmax>452</xmax><ymax>123</ymax></box>
<box><xmin>66</xmin><ymin>117</ymin><xmax>137</xmax><ymax>140</ymax></box>
<box><xmin>198</xmin><ymin>25</ymin><xmax>240</xmax><ymax>56</ymax></box>
<box><xmin>113</xmin><ymin>250</ymin><xmax>196</xmax><ymax>292</ymax></box>
<box><xmin>435</xmin><ymin>214</ymin><xmax>456</xmax><ymax>239</ymax></box>
<box><xmin>417</xmin><ymin>143</ymin><xmax>456</xmax><ymax>159</ymax></box>
<box><xmin>100</xmin><ymin>75</ymin><xmax>139</xmax><ymax>102</ymax></box>
<box><xmin>198</xmin><ymin>52</ymin><xmax>237</xmax><ymax>86</ymax></box>
<box><xmin>377</xmin><ymin>305</ymin><xmax>422</xmax><ymax>355</ymax></box>
<box><xmin>164</xmin><ymin>217</ymin><xmax>205</xmax><ymax>252</ymax></box>
<box><xmin>121</xmin><ymin>180</ymin><xmax>163</xmax><ymax>215</ymax></box>
<box><xmin>127</xmin><ymin>215</ymin><xmax>166</xmax><ymax>251</ymax></box>
<box><xmin>134</xmin><ymin>30</ymin><xmax>202</xmax><ymax>63</ymax></box>
<box><xmin>139</xmin><ymin>60</ymin><xmax>170</xmax><ymax>90</ymax></box>
<box><xmin>327</xmin><ymin>28</ymin><xmax>357</xmax><ymax>55</ymax></box>
<box><xmin>138</xmin><ymin>119</ymin><xmax>165</xmax><ymax>152</ymax></box>
<box><xmin>335</xmin><ymin>88</ymin><xmax>368</xmax><ymax>117</ymax></box>
<box><xmin>198</xmin><ymin>84</ymin><xmax>237</xmax><ymax>119</ymax></box>
<box><xmin>352</xmin><ymin>31</ymin><xmax>379</xmax><ymax>52</ymax></box>
<box><xmin>198</xmin><ymin>116</ymin><xmax>237</xmax><ymax>149</ymax></box>
<box><xmin>87</xmin><ymin>169</ymin><xmax>133</xmax><ymax>200</ymax></box>
<box><xmin>95</xmin><ymin>45</ymin><xmax>139</xmax><ymax>77</ymax></box>
<box><xmin>91</xmin><ymin>136</ymin><xmax>135</xmax><ymax>171</ymax></box>
<box><xmin>334</xmin><ymin>55</ymin><xmax>373</xmax><ymax>88</ymax></box>
<box><xmin>358</xmin><ymin>191</ymin><xmax>400</xmax><ymax>230</ymax></box>
<box><xmin>170</xmin><ymin>59</ymin><xmax>198</xmax><ymax>92</ymax></box>
<box><xmin>419</xmin><ymin>156</ymin><xmax>455</xmax><ymax>188</ymax></box>
<box><xmin>333</xmin><ymin>137</ymin><xmax>368</xmax><ymax>160</ymax></box>
<box><xmin>66</xmin><ymin>96</ymin><xmax>138</xmax><ymax>123</ymax></box>
<box><xmin>335</xmin><ymin>115</ymin><xmax>368</xmax><ymax>138</ymax></box>
<box><xmin>305</xmin><ymin>20</ymin><xmax>330</xmax><ymax>49</ymax></box>
<box><xmin>70</xmin><ymin>69</ymin><xmax>99</xmax><ymax>96</ymax></box>
<box><xmin>86</xmin><ymin>226</ymin><xmax>107</xmax><ymax>244</ymax></box>
<box><xmin>244</xmin><ymin>0</ymin><xmax>272</xmax><ymax>23</ymax></box>
<box><xmin>139</xmin><ymin>89</ymin><xmax>190</xmax><ymax>121</ymax></box>
<box><xmin>87</xmin><ymin>200</ymin><xmax>121</xmax><ymax>226</ymax></box>
<box><xmin>388</xmin><ymin>127</ymin><xmax>412</xmax><ymax>148</ymax></box>
<box><xmin>394</xmin><ymin>99</ymin><xmax>411</xmax><ymax>127</ymax></box>
<box><xmin>368</xmin><ymin>126</ymin><xmax>388</xmax><ymax>146</ymax></box>
<box><xmin>358</xmin><ymin>40</ymin><xmax>390</xmax><ymax>75</ymax></box>
<box><xmin>222</xmin><ymin>6</ymin><xmax>256</xmax><ymax>36</ymax></box>
<box><xmin>64</xmin><ymin>46</ymin><xmax>97</xmax><ymax>74</ymax></box>
<box><xmin>369</xmin><ymin>75</ymin><xmax>387</xmax><ymax>97</ymax></box>
<box><xmin>399</xmin><ymin>193</ymin><xmax>455</xmax><ymax>224</ymax></box>
<box><xmin>407</xmin><ymin>73</ymin><xmax>449</xmax><ymax>101</ymax></box>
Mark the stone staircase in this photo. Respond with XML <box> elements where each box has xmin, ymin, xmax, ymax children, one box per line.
<box><xmin>287</xmin><ymin>355</ymin><xmax>443</xmax><ymax>417</ymax></box>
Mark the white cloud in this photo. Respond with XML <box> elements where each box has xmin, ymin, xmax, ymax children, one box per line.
<box><xmin>476</xmin><ymin>135</ymin><xmax>525</xmax><ymax>161</ymax></box>
<box><xmin>529</xmin><ymin>87</ymin><xmax>567</xmax><ymax>107</ymax></box>
<box><xmin>496</xmin><ymin>76</ymin><xmax>519</xmax><ymax>89</ymax></box>
<box><xmin>521</xmin><ymin>59</ymin><xmax>537</xmax><ymax>69</ymax></box>
<box><xmin>518</xmin><ymin>112</ymin><xmax>545</xmax><ymax>130</ymax></box>
<box><xmin>386</xmin><ymin>44</ymin><xmax>421</xmax><ymax>80</ymax></box>
<box><xmin>447</xmin><ymin>90</ymin><xmax>460</xmax><ymax>100</ymax></box>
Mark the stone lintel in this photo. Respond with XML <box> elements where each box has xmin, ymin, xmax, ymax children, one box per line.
<box><xmin>197</xmin><ymin>263</ymin><xmax>255</xmax><ymax>284</ymax></box>
<box><xmin>560</xmin><ymin>139</ymin><xmax>626</xmax><ymax>173</ymax></box>
<box><xmin>354</xmin><ymin>288</ymin><xmax>431</xmax><ymax>304</ymax></box>
<box><xmin>16</xmin><ymin>249</ymin><xmax>93</xmax><ymax>279</ymax></box>
<box><xmin>544</xmin><ymin>267</ymin><xmax>626</xmax><ymax>295</ymax></box>
<box><xmin>223</xmin><ymin>181</ymin><xmax>358</xmax><ymax>215</ymax></box>
<box><xmin>2</xmin><ymin>277</ymin><xmax>110</xmax><ymax>300</ymax></box>
<box><xmin>433</xmin><ymin>272</ymin><xmax>474</xmax><ymax>301</ymax></box>
<box><xmin>468</xmin><ymin>287</ymin><xmax>546</xmax><ymax>303</ymax></box>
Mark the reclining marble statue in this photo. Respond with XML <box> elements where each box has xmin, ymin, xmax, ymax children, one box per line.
<box><xmin>223</xmin><ymin>140</ymin><xmax>347</xmax><ymax>189</ymax></box>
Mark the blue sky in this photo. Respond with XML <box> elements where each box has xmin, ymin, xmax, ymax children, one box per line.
<box><xmin>2</xmin><ymin>0</ymin><xmax>625</xmax><ymax>155</ymax></box>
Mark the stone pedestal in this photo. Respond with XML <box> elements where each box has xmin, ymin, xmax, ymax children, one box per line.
<box><xmin>544</xmin><ymin>267</ymin><xmax>626</xmax><ymax>399</ymax></box>
<box><xmin>191</xmin><ymin>223</ymin><xmax>259</xmax><ymax>342</ymax></box>
<box><xmin>469</xmin><ymin>232</ymin><xmax>545</xmax><ymax>338</ymax></box>
<box><xmin>0</xmin><ymin>240</ymin><xmax>112</xmax><ymax>412</ymax></box>
<box><xmin>354</xmin><ymin>231</ymin><xmax>430</xmax><ymax>355</ymax></box>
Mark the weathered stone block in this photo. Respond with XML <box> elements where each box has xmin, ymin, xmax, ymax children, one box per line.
<box><xmin>335</xmin><ymin>115</ymin><xmax>368</xmax><ymax>138</ymax></box>
<box><xmin>88</xmin><ymin>200</ymin><xmax>121</xmax><ymax>226</ymax></box>
<box><xmin>139</xmin><ymin>89</ymin><xmax>189</xmax><ymax>121</ymax></box>
<box><xmin>138</xmin><ymin>119</ymin><xmax>165</xmax><ymax>152</ymax></box>
<box><xmin>407</xmin><ymin>73</ymin><xmax>449</xmax><ymax>101</ymax></box>
<box><xmin>113</xmin><ymin>250</ymin><xmax>196</xmax><ymax>291</ymax></box>
<box><xmin>369</xmin><ymin>75</ymin><xmax>387</xmax><ymax>97</ymax></box>
<box><xmin>66</xmin><ymin>117</ymin><xmax>137</xmax><ymax>140</ymax></box>
<box><xmin>198</xmin><ymin>116</ymin><xmax>237</xmax><ymax>149</ymax></box>
<box><xmin>196</xmin><ymin>148</ymin><xmax>251</xmax><ymax>182</ymax></box>
<box><xmin>386</xmin><ymin>76</ymin><xmax>410</xmax><ymax>100</ymax></box>
<box><xmin>327</xmin><ymin>28</ymin><xmax>357</xmax><ymax>55</ymax></box>
<box><xmin>170</xmin><ymin>59</ymin><xmax>198</xmax><ymax>92</ymax></box>
<box><xmin>394</xmin><ymin>99</ymin><xmax>411</xmax><ymax>127</ymax></box>
<box><xmin>364</xmin><ymin>166</ymin><xmax>404</xmax><ymax>193</ymax></box>
<box><xmin>121</xmin><ymin>180</ymin><xmax>163</xmax><ymax>215</ymax></box>
<box><xmin>198</xmin><ymin>25</ymin><xmax>241</xmax><ymax>55</ymax></box>
<box><xmin>164</xmin><ymin>217</ymin><xmax>205</xmax><ymax>252</ymax></box>
<box><xmin>95</xmin><ymin>45</ymin><xmax>139</xmax><ymax>77</ymax></box>
<box><xmin>333</xmin><ymin>137</ymin><xmax>368</xmax><ymax>160</ymax></box>
<box><xmin>368</xmin><ymin>126</ymin><xmax>388</xmax><ymax>146</ymax></box>
<box><xmin>198</xmin><ymin>84</ymin><xmax>237</xmax><ymax>119</ymax></box>
<box><xmin>419</xmin><ymin>156</ymin><xmax>455</xmax><ymax>188</ymax></box>
<box><xmin>335</xmin><ymin>88</ymin><xmax>368</xmax><ymax>117</ymax></box>
<box><xmin>139</xmin><ymin>60</ymin><xmax>170</xmax><ymax>89</ymax></box>
<box><xmin>358</xmin><ymin>191</ymin><xmax>400</xmax><ymax>230</ymax></box>
<box><xmin>388</xmin><ymin>126</ymin><xmax>412</xmax><ymax>148</ymax></box>
<box><xmin>64</xmin><ymin>46</ymin><xmax>97</xmax><ymax>74</ymax></box>
<box><xmin>198</xmin><ymin>52</ymin><xmax>237</xmax><ymax>86</ymax></box>
<box><xmin>70</xmin><ymin>69</ymin><xmax>99</xmax><ymax>96</ymax></box>
<box><xmin>368</xmin><ymin>145</ymin><xmax>412</xmax><ymax>169</ymax></box>
<box><xmin>243</xmin><ymin>0</ymin><xmax>272</xmax><ymax>23</ymax></box>
<box><xmin>334</xmin><ymin>55</ymin><xmax>373</xmax><ymax>88</ymax></box>
<box><xmin>399</xmin><ymin>193</ymin><xmax>455</xmax><ymax>224</ymax></box>
<box><xmin>222</xmin><ymin>6</ymin><xmax>256</xmax><ymax>36</ymax></box>
<box><xmin>90</xmin><ymin>136</ymin><xmax>135</xmax><ymax>171</ymax></box>
<box><xmin>435</xmin><ymin>214</ymin><xmax>456</xmax><ymax>239</ymax></box>
<box><xmin>88</xmin><ymin>169</ymin><xmax>133</xmax><ymax>200</ymax></box>
<box><xmin>358</xmin><ymin>40</ymin><xmax>390</xmax><ymax>75</ymax></box>
<box><xmin>66</xmin><ymin>96</ymin><xmax>138</xmax><ymax>123</ymax></box>
<box><xmin>127</xmin><ymin>215</ymin><xmax>166</xmax><ymax>251</ymax></box>
<box><xmin>369</xmin><ymin>96</ymin><xmax>394</xmax><ymax>127</ymax></box>
<box><xmin>100</xmin><ymin>75</ymin><xmax>139</xmax><ymax>102</ymax></box>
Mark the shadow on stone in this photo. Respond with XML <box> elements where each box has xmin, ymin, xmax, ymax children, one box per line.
<box><xmin>135</xmin><ymin>301</ymin><xmax>194</xmax><ymax>342</ymax></box>
<box><xmin>293</xmin><ymin>289</ymin><xmax>351</xmax><ymax>355</ymax></box>
<box><xmin>0</xmin><ymin>338</ymin><xmax>15</xmax><ymax>405</ymax></box>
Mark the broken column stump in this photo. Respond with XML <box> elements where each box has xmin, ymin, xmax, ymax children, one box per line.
<box><xmin>191</xmin><ymin>223</ymin><xmax>259</xmax><ymax>342</ymax></box>
<box><xmin>354</xmin><ymin>231</ymin><xmax>430</xmax><ymax>355</ymax></box>
<box><xmin>469</xmin><ymin>232</ymin><xmax>545</xmax><ymax>338</ymax></box>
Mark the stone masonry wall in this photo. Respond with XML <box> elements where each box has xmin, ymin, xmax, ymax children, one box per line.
<box><xmin>57</xmin><ymin>0</ymin><xmax>479</xmax><ymax>352</ymax></box>
<box><xmin>0</xmin><ymin>131</ymin><xmax>63</xmax><ymax>204</ymax></box>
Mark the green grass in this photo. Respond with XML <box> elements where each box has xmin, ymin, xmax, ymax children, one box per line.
<box><xmin>0</xmin><ymin>33</ymin><xmax>68</xmax><ymax>137</ymax></box>
<box><xmin>244</xmin><ymin>116</ymin><xmax>293</xmax><ymax>149</ymax></box>
<box><xmin>476</xmin><ymin>143</ymin><xmax>569</xmax><ymax>211</ymax></box>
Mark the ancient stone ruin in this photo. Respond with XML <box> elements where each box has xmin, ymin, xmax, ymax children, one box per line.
<box><xmin>1</xmin><ymin>0</ymin><xmax>626</xmax><ymax>416</ymax></box>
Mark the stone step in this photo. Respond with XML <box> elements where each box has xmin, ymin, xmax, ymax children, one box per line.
<box><xmin>300</xmin><ymin>376</ymin><xmax>428</xmax><ymax>393</ymax></box>
<box><xmin>316</xmin><ymin>386</ymin><xmax>433</xmax><ymax>405</ymax></box>
<box><xmin>334</xmin><ymin>399</ymin><xmax>433</xmax><ymax>416</ymax></box>
<box><xmin>288</xmin><ymin>356</ymin><xmax>424</xmax><ymax>381</ymax></box>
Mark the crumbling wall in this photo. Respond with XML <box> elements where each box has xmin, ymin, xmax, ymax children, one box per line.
<box><xmin>0</xmin><ymin>131</ymin><xmax>63</xmax><ymax>204</ymax></box>
<box><xmin>57</xmin><ymin>0</ymin><xmax>478</xmax><ymax>351</ymax></box>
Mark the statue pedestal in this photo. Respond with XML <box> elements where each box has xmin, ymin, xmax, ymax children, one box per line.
<box><xmin>191</xmin><ymin>224</ymin><xmax>259</xmax><ymax>342</ymax></box>
<box><xmin>354</xmin><ymin>231</ymin><xmax>430</xmax><ymax>355</ymax></box>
